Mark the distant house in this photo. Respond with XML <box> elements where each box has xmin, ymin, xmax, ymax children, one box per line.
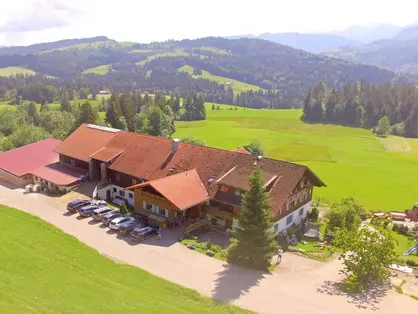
<box><xmin>224</xmin><ymin>82</ymin><xmax>234</xmax><ymax>88</ymax></box>
<box><xmin>98</xmin><ymin>90</ymin><xmax>110</xmax><ymax>95</ymax></box>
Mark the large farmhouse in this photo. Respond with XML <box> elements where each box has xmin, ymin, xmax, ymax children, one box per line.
<box><xmin>0</xmin><ymin>124</ymin><xmax>325</xmax><ymax>232</ymax></box>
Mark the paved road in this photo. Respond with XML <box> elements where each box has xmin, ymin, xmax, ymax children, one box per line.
<box><xmin>1</xmin><ymin>183</ymin><xmax>417</xmax><ymax>314</ymax></box>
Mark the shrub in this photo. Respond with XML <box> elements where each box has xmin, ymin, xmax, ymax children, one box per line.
<box><xmin>392</xmin><ymin>223</ymin><xmax>409</xmax><ymax>235</ymax></box>
<box><xmin>406</xmin><ymin>260</ymin><xmax>418</xmax><ymax>267</ymax></box>
<box><xmin>307</xmin><ymin>206</ymin><xmax>319</xmax><ymax>221</ymax></box>
<box><xmin>413</xmin><ymin>225</ymin><xmax>418</xmax><ymax>232</ymax></box>
<box><xmin>206</xmin><ymin>250</ymin><xmax>214</xmax><ymax>257</ymax></box>
<box><xmin>206</xmin><ymin>239</ymin><xmax>212</xmax><ymax>250</ymax></box>
<box><xmin>390</xmin><ymin>122</ymin><xmax>405</xmax><ymax>136</ymax></box>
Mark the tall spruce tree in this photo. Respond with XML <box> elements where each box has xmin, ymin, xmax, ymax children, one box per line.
<box><xmin>60</xmin><ymin>88</ymin><xmax>71</xmax><ymax>112</ymax></box>
<box><xmin>105</xmin><ymin>94</ymin><xmax>122</xmax><ymax>128</ymax></box>
<box><xmin>227</xmin><ymin>167</ymin><xmax>278</xmax><ymax>269</ymax></box>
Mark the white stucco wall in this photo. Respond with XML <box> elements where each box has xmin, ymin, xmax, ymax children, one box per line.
<box><xmin>273</xmin><ymin>201</ymin><xmax>311</xmax><ymax>233</ymax></box>
<box><xmin>97</xmin><ymin>184</ymin><xmax>134</xmax><ymax>207</ymax></box>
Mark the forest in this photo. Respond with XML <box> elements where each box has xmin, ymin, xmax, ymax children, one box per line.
<box><xmin>302</xmin><ymin>80</ymin><xmax>418</xmax><ymax>138</ymax></box>
<box><xmin>0</xmin><ymin>36</ymin><xmax>414</xmax><ymax>109</ymax></box>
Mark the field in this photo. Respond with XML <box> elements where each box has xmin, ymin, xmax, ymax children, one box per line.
<box><xmin>0</xmin><ymin>66</ymin><xmax>36</xmax><ymax>77</ymax></box>
<box><xmin>173</xmin><ymin>104</ymin><xmax>418</xmax><ymax>211</ymax></box>
<box><xmin>179</xmin><ymin>65</ymin><xmax>262</xmax><ymax>94</ymax></box>
<box><xmin>83</xmin><ymin>64</ymin><xmax>112</xmax><ymax>75</ymax></box>
<box><xmin>0</xmin><ymin>205</ymin><xmax>247</xmax><ymax>314</ymax></box>
<box><xmin>136</xmin><ymin>50</ymin><xmax>189</xmax><ymax>66</ymax></box>
<box><xmin>391</xmin><ymin>230</ymin><xmax>418</xmax><ymax>263</ymax></box>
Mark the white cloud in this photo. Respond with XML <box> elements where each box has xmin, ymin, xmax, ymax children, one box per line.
<box><xmin>0</xmin><ymin>0</ymin><xmax>417</xmax><ymax>45</ymax></box>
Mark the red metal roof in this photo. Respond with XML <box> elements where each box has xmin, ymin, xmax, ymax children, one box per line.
<box><xmin>32</xmin><ymin>163</ymin><xmax>89</xmax><ymax>186</ymax></box>
<box><xmin>233</xmin><ymin>147</ymin><xmax>251</xmax><ymax>155</ymax></box>
<box><xmin>0</xmin><ymin>139</ymin><xmax>61</xmax><ymax>177</ymax></box>
<box><xmin>127</xmin><ymin>169</ymin><xmax>209</xmax><ymax>210</ymax></box>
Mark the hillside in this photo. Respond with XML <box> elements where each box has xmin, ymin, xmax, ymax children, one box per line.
<box><xmin>0</xmin><ymin>36</ymin><xmax>413</xmax><ymax>107</ymax></box>
<box><xmin>324</xmin><ymin>37</ymin><xmax>418</xmax><ymax>76</ymax></box>
<box><xmin>226</xmin><ymin>33</ymin><xmax>362</xmax><ymax>52</ymax></box>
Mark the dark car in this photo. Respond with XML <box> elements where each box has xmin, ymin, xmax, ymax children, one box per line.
<box><xmin>131</xmin><ymin>226</ymin><xmax>157</xmax><ymax>241</ymax></box>
<box><xmin>109</xmin><ymin>216</ymin><xmax>136</xmax><ymax>231</ymax></box>
<box><xmin>91</xmin><ymin>207</ymin><xmax>116</xmax><ymax>221</ymax></box>
<box><xmin>101</xmin><ymin>212</ymin><xmax>123</xmax><ymax>226</ymax></box>
<box><xmin>67</xmin><ymin>199</ymin><xmax>91</xmax><ymax>213</ymax></box>
<box><xmin>79</xmin><ymin>205</ymin><xmax>100</xmax><ymax>217</ymax></box>
<box><xmin>119</xmin><ymin>221</ymin><xmax>145</xmax><ymax>236</ymax></box>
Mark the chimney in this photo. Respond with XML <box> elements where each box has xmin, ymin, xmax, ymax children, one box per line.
<box><xmin>254</xmin><ymin>155</ymin><xmax>263</xmax><ymax>166</ymax></box>
<box><xmin>172</xmin><ymin>138</ymin><xmax>180</xmax><ymax>153</ymax></box>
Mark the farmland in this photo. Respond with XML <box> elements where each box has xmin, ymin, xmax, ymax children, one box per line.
<box><xmin>0</xmin><ymin>205</ymin><xmax>247</xmax><ymax>314</ymax></box>
<box><xmin>179</xmin><ymin>65</ymin><xmax>262</xmax><ymax>94</ymax></box>
<box><xmin>83</xmin><ymin>64</ymin><xmax>112</xmax><ymax>75</ymax></box>
<box><xmin>0</xmin><ymin>67</ymin><xmax>37</xmax><ymax>77</ymax></box>
<box><xmin>174</xmin><ymin>104</ymin><xmax>418</xmax><ymax>211</ymax></box>
<box><xmin>136</xmin><ymin>50</ymin><xmax>189</xmax><ymax>66</ymax></box>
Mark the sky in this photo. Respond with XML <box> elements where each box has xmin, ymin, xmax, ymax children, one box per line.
<box><xmin>0</xmin><ymin>0</ymin><xmax>417</xmax><ymax>46</ymax></box>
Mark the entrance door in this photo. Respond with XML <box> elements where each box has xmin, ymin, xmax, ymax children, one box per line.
<box><xmin>106</xmin><ymin>189</ymin><xmax>111</xmax><ymax>201</ymax></box>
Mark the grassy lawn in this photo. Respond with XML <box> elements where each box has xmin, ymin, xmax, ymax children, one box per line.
<box><xmin>180</xmin><ymin>238</ymin><xmax>227</xmax><ymax>261</ymax></box>
<box><xmin>179</xmin><ymin>65</ymin><xmax>262</xmax><ymax>94</ymax></box>
<box><xmin>173</xmin><ymin>104</ymin><xmax>418</xmax><ymax>211</ymax></box>
<box><xmin>0</xmin><ymin>66</ymin><xmax>36</xmax><ymax>77</ymax></box>
<box><xmin>199</xmin><ymin>46</ymin><xmax>229</xmax><ymax>54</ymax></box>
<box><xmin>391</xmin><ymin>230</ymin><xmax>418</xmax><ymax>263</ymax></box>
<box><xmin>83</xmin><ymin>64</ymin><xmax>112</xmax><ymax>75</ymax></box>
<box><xmin>0</xmin><ymin>205</ymin><xmax>249</xmax><ymax>313</ymax></box>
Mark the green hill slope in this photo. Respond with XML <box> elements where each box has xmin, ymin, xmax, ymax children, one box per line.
<box><xmin>0</xmin><ymin>205</ymin><xmax>248</xmax><ymax>314</ymax></box>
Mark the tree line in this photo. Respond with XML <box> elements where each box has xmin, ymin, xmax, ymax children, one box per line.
<box><xmin>302</xmin><ymin>80</ymin><xmax>418</xmax><ymax>138</ymax></box>
<box><xmin>0</xmin><ymin>89</ymin><xmax>206</xmax><ymax>151</ymax></box>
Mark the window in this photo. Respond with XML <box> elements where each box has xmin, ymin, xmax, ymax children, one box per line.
<box><xmin>132</xmin><ymin>179</ymin><xmax>137</xmax><ymax>185</ymax></box>
<box><xmin>299</xmin><ymin>208</ymin><xmax>304</xmax><ymax>216</ymax></box>
<box><xmin>113</xmin><ymin>187</ymin><xmax>116</xmax><ymax>192</ymax></box>
<box><xmin>143</xmin><ymin>201</ymin><xmax>147</xmax><ymax>209</ymax></box>
<box><xmin>116</xmin><ymin>173</ymin><xmax>121</xmax><ymax>181</ymax></box>
<box><xmin>128</xmin><ymin>193</ymin><xmax>133</xmax><ymax>199</ymax></box>
<box><xmin>286</xmin><ymin>214</ymin><xmax>293</xmax><ymax>225</ymax></box>
<box><xmin>119</xmin><ymin>190</ymin><xmax>125</xmax><ymax>197</ymax></box>
<box><xmin>159</xmin><ymin>208</ymin><xmax>168</xmax><ymax>217</ymax></box>
<box><xmin>235</xmin><ymin>189</ymin><xmax>241</xmax><ymax>196</ymax></box>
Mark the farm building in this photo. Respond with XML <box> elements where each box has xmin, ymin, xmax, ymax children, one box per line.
<box><xmin>51</xmin><ymin>124</ymin><xmax>325</xmax><ymax>232</ymax></box>
<box><xmin>0</xmin><ymin>138</ymin><xmax>88</xmax><ymax>191</ymax></box>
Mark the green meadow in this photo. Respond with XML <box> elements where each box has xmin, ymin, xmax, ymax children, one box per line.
<box><xmin>136</xmin><ymin>50</ymin><xmax>189</xmax><ymax>66</ymax></box>
<box><xmin>83</xmin><ymin>64</ymin><xmax>112</xmax><ymax>75</ymax></box>
<box><xmin>0</xmin><ymin>205</ymin><xmax>248</xmax><ymax>314</ymax></box>
<box><xmin>0</xmin><ymin>66</ymin><xmax>37</xmax><ymax>77</ymax></box>
<box><xmin>174</xmin><ymin>104</ymin><xmax>418</xmax><ymax>211</ymax></box>
<box><xmin>179</xmin><ymin>65</ymin><xmax>262</xmax><ymax>94</ymax></box>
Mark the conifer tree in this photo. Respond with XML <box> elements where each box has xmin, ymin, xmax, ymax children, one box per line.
<box><xmin>227</xmin><ymin>167</ymin><xmax>278</xmax><ymax>269</ymax></box>
<box><xmin>60</xmin><ymin>88</ymin><xmax>71</xmax><ymax>112</ymax></box>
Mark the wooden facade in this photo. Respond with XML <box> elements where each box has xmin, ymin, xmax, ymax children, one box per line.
<box><xmin>59</xmin><ymin>154</ymin><xmax>89</xmax><ymax>170</ymax></box>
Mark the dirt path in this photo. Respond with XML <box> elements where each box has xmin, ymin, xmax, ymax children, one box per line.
<box><xmin>1</xmin><ymin>183</ymin><xmax>417</xmax><ymax>314</ymax></box>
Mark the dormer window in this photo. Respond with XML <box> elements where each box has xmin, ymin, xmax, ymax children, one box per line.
<box><xmin>221</xmin><ymin>185</ymin><xmax>229</xmax><ymax>192</ymax></box>
<box><xmin>235</xmin><ymin>189</ymin><xmax>241</xmax><ymax>196</ymax></box>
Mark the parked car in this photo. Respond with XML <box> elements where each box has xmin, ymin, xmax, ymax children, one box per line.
<box><xmin>112</xmin><ymin>196</ymin><xmax>127</xmax><ymax>206</ymax></box>
<box><xmin>109</xmin><ymin>216</ymin><xmax>136</xmax><ymax>231</ymax></box>
<box><xmin>67</xmin><ymin>199</ymin><xmax>91</xmax><ymax>213</ymax></box>
<box><xmin>131</xmin><ymin>226</ymin><xmax>157</xmax><ymax>241</ymax></box>
<box><xmin>119</xmin><ymin>221</ymin><xmax>145</xmax><ymax>236</ymax></box>
<box><xmin>92</xmin><ymin>200</ymin><xmax>108</xmax><ymax>207</ymax></box>
<box><xmin>101</xmin><ymin>212</ymin><xmax>124</xmax><ymax>226</ymax></box>
<box><xmin>79</xmin><ymin>205</ymin><xmax>100</xmax><ymax>217</ymax></box>
<box><xmin>91</xmin><ymin>207</ymin><xmax>116</xmax><ymax>221</ymax></box>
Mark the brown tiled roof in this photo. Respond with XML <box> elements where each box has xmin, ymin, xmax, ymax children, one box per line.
<box><xmin>216</xmin><ymin>166</ymin><xmax>277</xmax><ymax>191</ymax></box>
<box><xmin>90</xmin><ymin>147</ymin><xmax>124</xmax><ymax>162</ymax></box>
<box><xmin>54</xmin><ymin>124</ymin><xmax>119</xmax><ymax>162</ymax></box>
<box><xmin>126</xmin><ymin>169</ymin><xmax>209</xmax><ymax>210</ymax></box>
<box><xmin>86</xmin><ymin>129</ymin><xmax>325</xmax><ymax>215</ymax></box>
<box><xmin>233</xmin><ymin>147</ymin><xmax>251</xmax><ymax>155</ymax></box>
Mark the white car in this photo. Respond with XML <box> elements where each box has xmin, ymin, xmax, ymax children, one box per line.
<box><xmin>109</xmin><ymin>216</ymin><xmax>135</xmax><ymax>231</ymax></box>
<box><xmin>93</xmin><ymin>200</ymin><xmax>108</xmax><ymax>207</ymax></box>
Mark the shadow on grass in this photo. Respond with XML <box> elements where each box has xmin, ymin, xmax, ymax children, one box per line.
<box><xmin>316</xmin><ymin>280</ymin><xmax>390</xmax><ymax>311</ymax></box>
<box><xmin>211</xmin><ymin>263</ymin><xmax>267</xmax><ymax>302</ymax></box>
